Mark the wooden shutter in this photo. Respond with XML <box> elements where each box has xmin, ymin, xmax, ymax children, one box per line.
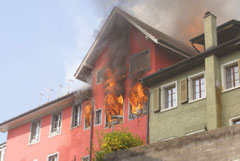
<box><xmin>238</xmin><ymin>59</ymin><xmax>240</xmax><ymax>80</ymax></box>
<box><xmin>180</xmin><ymin>79</ymin><xmax>188</xmax><ymax>104</ymax></box>
<box><xmin>153</xmin><ymin>88</ymin><xmax>160</xmax><ymax>112</ymax></box>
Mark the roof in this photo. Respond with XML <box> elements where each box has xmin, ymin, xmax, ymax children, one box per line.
<box><xmin>142</xmin><ymin>36</ymin><xmax>240</xmax><ymax>87</ymax></box>
<box><xmin>190</xmin><ymin>20</ymin><xmax>240</xmax><ymax>45</ymax></box>
<box><xmin>0</xmin><ymin>88</ymin><xmax>91</xmax><ymax>132</ymax></box>
<box><xmin>74</xmin><ymin>7</ymin><xmax>197</xmax><ymax>82</ymax></box>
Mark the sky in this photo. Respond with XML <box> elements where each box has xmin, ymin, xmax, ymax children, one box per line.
<box><xmin>0</xmin><ymin>0</ymin><xmax>239</xmax><ymax>143</ymax></box>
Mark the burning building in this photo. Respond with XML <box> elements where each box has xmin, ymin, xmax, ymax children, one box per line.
<box><xmin>0</xmin><ymin>7</ymin><xmax>207</xmax><ymax>161</ymax></box>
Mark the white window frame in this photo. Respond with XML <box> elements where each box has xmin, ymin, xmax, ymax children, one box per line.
<box><xmin>0</xmin><ymin>143</ymin><xmax>6</xmax><ymax>161</ymax></box>
<box><xmin>221</xmin><ymin>60</ymin><xmax>240</xmax><ymax>92</ymax></box>
<box><xmin>49</xmin><ymin>111</ymin><xmax>62</xmax><ymax>137</ymax></box>
<box><xmin>160</xmin><ymin>81</ymin><xmax>177</xmax><ymax>112</ymax></box>
<box><xmin>47</xmin><ymin>152</ymin><xmax>59</xmax><ymax>161</ymax></box>
<box><xmin>96</xmin><ymin>68</ymin><xmax>104</xmax><ymax>84</ymax></box>
<box><xmin>95</xmin><ymin>108</ymin><xmax>102</xmax><ymax>126</ymax></box>
<box><xmin>82</xmin><ymin>155</ymin><xmax>89</xmax><ymax>161</ymax></box>
<box><xmin>188</xmin><ymin>72</ymin><xmax>206</xmax><ymax>103</ymax></box>
<box><xmin>29</xmin><ymin>119</ymin><xmax>41</xmax><ymax>145</ymax></box>
<box><xmin>229</xmin><ymin>115</ymin><xmax>240</xmax><ymax>125</ymax></box>
<box><xmin>71</xmin><ymin>105</ymin><xmax>82</xmax><ymax>128</ymax></box>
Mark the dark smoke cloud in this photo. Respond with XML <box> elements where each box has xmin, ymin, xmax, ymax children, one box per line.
<box><xmin>90</xmin><ymin>0</ymin><xmax>240</xmax><ymax>43</ymax></box>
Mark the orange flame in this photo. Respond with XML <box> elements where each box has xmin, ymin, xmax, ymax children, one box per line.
<box><xmin>128</xmin><ymin>82</ymin><xmax>148</xmax><ymax>114</ymax></box>
<box><xmin>103</xmin><ymin>68</ymin><xmax>123</xmax><ymax>125</ymax></box>
<box><xmin>83</xmin><ymin>100</ymin><xmax>92</xmax><ymax>128</ymax></box>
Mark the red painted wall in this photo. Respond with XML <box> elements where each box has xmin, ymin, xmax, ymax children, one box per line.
<box><xmin>4</xmin><ymin>26</ymin><xmax>185</xmax><ymax>161</ymax></box>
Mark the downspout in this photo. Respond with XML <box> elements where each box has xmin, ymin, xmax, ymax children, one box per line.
<box><xmin>141</xmin><ymin>80</ymin><xmax>150</xmax><ymax>144</ymax></box>
<box><xmin>89</xmin><ymin>99</ymin><xmax>95</xmax><ymax>161</ymax></box>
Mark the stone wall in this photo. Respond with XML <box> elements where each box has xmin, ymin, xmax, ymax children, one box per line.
<box><xmin>105</xmin><ymin>125</ymin><xmax>240</xmax><ymax>161</ymax></box>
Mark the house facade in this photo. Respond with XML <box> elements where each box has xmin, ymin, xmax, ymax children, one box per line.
<box><xmin>142</xmin><ymin>12</ymin><xmax>240</xmax><ymax>143</ymax></box>
<box><xmin>0</xmin><ymin>7</ymin><xmax>195</xmax><ymax>161</ymax></box>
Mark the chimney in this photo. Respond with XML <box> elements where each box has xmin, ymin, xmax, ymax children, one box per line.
<box><xmin>203</xmin><ymin>12</ymin><xmax>218</xmax><ymax>50</ymax></box>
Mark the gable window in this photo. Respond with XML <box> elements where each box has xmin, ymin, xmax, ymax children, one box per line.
<box><xmin>82</xmin><ymin>156</ymin><xmax>89</xmax><ymax>161</ymax></box>
<box><xmin>71</xmin><ymin>105</ymin><xmax>82</xmax><ymax>128</ymax></box>
<box><xmin>96</xmin><ymin>69</ymin><xmax>104</xmax><ymax>84</ymax></box>
<box><xmin>222</xmin><ymin>60</ymin><xmax>240</xmax><ymax>91</ymax></box>
<box><xmin>161</xmin><ymin>81</ymin><xmax>177</xmax><ymax>111</ymax></box>
<box><xmin>95</xmin><ymin>109</ymin><xmax>102</xmax><ymax>126</ymax></box>
<box><xmin>48</xmin><ymin>153</ymin><xmax>58</xmax><ymax>161</ymax></box>
<box><xmin>29</xmin><ymin>120</ymin><xmax>41</xmax><ymax>144</ymax></box>
<box><xmin>189</xmin><ymin>72</ymin><xmax>206</xmax><ymax>102</ymax></box>
<box><xmin>129</xmin><ymin>50</ymin><xmax>150</xmax><ymax>75</ymax></box>
<box><xmin>50</xmin><ymin>112</ymin><xmax>62</xmax><ymax>136</ymax></box>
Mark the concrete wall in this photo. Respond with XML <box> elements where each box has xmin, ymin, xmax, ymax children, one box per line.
<box><xmin>105</xmin><ymin>124</ymin><xmax>240</xmax><ymax>161</ymax></box>
<box><xmin>149</xmin><ymin>65</ymin><xmax>207</xmax><ymax>143</ymax></box>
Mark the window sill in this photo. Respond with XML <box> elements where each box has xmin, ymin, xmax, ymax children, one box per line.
<box><xmin>160</xmin><ymin>106</ymin><xmax>177</xmax><ymax>113</ymax></box>
<box><xmin>28</xmin><ymin>140</ymin><xmax>40</xmax><ymax>145</ymax></box>
<box><xmin>94</xmin><ymin>122</ymin><xmax>102</xmax><ymax>127</ymax></box>
<box><xmin>70</xmin><ymin>124</ymin><xmax>81</xmax><ymax>130</ymax></box>
<box><xmin>84</xmin><ymin>127</ymin><xmax>91</xmax><ymax>131</ymax></box>
<box><xmin>222</xmin><ymin>85</ymin><xmax>240</xmax><ymax>94</ymax></box>
<box><xmin>188</xmin><ymin>97</ymin><xmax>206</xmax><ymax>104</ymax></box>
<box><xmin>49</xmin><ymin>131</ymin><xmax>61</xmax><ymax>138</ymax></box>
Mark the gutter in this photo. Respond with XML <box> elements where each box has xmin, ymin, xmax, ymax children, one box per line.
<box><xmin>141</xmin><ymin>84</ymin><xmax>150</xmax><ymax>144</ymax></box>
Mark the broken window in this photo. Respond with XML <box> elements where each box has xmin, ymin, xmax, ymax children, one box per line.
<box><xmin>29</xmin><ymin>120</ymin><xmax>41</xmax><ymax>144</ymax></box>
<box><xmin>83</xmin><ymin>100</ymin><xmax>92</xmax><ymax>129</ymax></box>
<box><xmin>128</xmin><ymin>82</ymin><xmax>148</xmax><ymax>120</ymax></box>
<box><xmin>129</xmin><ymin>50</ymin><xmax>150</xmax><ymax>75</ymax></box>
<box><xmin>71</xmin><ymin>105</ymin><xmax>82</xmax><ymax>128</ymax></box>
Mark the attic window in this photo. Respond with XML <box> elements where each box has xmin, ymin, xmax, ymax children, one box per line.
<box><xmin>129</xmin><ymin>50</ymin><xmax>150</xmax><ymax>75</ymax></box>
<box><xmin>96</xmin><ymin>69</ymin><xmax>104</xmax><ymax>84</ymax></box>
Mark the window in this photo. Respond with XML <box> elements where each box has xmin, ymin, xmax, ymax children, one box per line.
<box><xmin>129</xmin><ymin>50</ymin><xmax>150</xmax><ymax>75</ymax></box>
<box><xmin>29</xmin><ymin>120</ymin><xmax>41</xmax><ymax>144</ymax></box>
<box><xmin>71</xmin><ymin>105</ymin><xmax>82</xmax><ymax>128</ymax></box>
<box><xmin>128</xmin><ymin>103</ymin><xmax>148</xmax><ymax>120</ymax></box>
<box><xmin>230</xmin><ymin>116</ymin><xmax>240</xmax><ymax>125</ymax></box>
<box><xmin>82</xmin><ymin>156</ymin><xmax>89</xmax><ymax>161</ymax></box>
<box><xmin>48</xmin><ymin>153</ymin><xmax>58</xmax><ymax>161</ymax></box>
<box><xmin>96</xmin><ymin>69</ymin><xmax>104</xmax><ymax>84</ymax></box>
<box><xmin>0</xmin><ymin>144</ymin><xmax>5</xmax><ymax>161</ymax></box>
<box><xmin>95</xmin><ymin>109</ymin><xmax>102</xmax><ymax>126</ymax></box>
<box><xmin>50</xmin><ymin>112</ymin><xmax>62</xmax><ymax>135</ymax></box>
<box><xmin>222</xmin><ymin>60</ymin><xmax>240</xmax><ymax>91</ymax></box>
<box><xmin>189</xmin><ymin>72</ymin><xmax>206</xmax><ymax>101</ymax></box>
<box><xmin>161</xmin><ymin>81</ymin><xmax>177</xmax><ymax>111</ymax></box>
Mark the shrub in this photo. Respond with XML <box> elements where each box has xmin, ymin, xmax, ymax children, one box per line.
<box><xmin>94</xmin><ymin>128</ymin><xmax>143</xmax><ymax>161</ymax></box>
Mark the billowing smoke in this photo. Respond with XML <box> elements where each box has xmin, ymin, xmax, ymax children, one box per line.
<box><xmin>90</xmin><ymin>0</ymin><xmax>240</xmax><ymax>44</ymax></box>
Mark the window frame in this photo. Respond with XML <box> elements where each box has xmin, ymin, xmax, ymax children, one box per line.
<box><xmin>94</xmin><ymin>108</ymin><xmax>102</xmax><ymax>126</ymax></box>
<box><xmin>29</xmin><ymin>119</ymin><xmax>41</xmax><ymax>145</ymax></box>
<box><xmin>49</xmin><ymin>111</ymin><xmax>62</xmax><ymax>137</ymax></box>
<box><xmin>71</xmin><ymin>104</ymin><xmax>82</xmax><ymax>129</ymax></box>
<box><xmin>160</xmin><ymin>81</ymin><xmax>178</xmax><ymax>112</ymax></box>
<box><xmin>188</xmin><ymin>72</ymin><xmax>206</xmax><ymax>103</ymax></box>
<box><xmin>0</xmin><ymin>143</ymin><xmax>6</xmax><ymax>161</ymax></box>
<box><xmin>47</xmin><ymin>152</ymin><xmax>59</xmax><ymax>161</ymax></box>
<box><xmin>229</xmin><ymin>115</ymin><xmax>240</xmax><ymax>125</ymax></box>
<box><xmin>104</xmin><ymin>102</ymin><xmax>124</xmax><ymax>128</ymax></box>
<box><xmin>96</xmin><ymin>68</ymin><xmax>104</xmax><ymax>84</ymax></box>
<box><xmin>129</xmin><ymin>49</ymin><xmax>151</xmax><ymax>76</ymax></box>
<box><xmin>221</xmin><ymin>60</ymin><xmax>240</xmax><ymax>92</ymax></box>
